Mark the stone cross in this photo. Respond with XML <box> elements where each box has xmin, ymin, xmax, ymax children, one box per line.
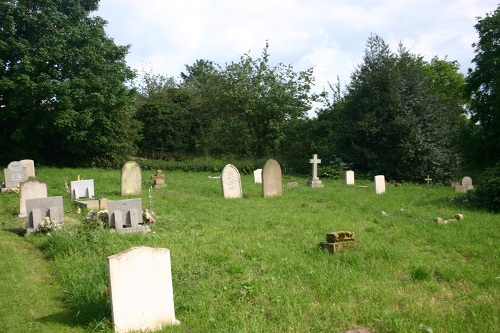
<box><xmin>309</xmin><ymin>154</ymin><xmax>321</xmax><ymax>181</ymax></box>
<box><xmin>425</xmin><ymin>175</ymin><xmax>432</xmax><ymax>185</ymax></box>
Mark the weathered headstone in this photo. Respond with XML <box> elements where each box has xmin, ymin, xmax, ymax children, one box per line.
<box><xmin>108</xmin><ymin>246</ymin><xmax>180</xmax><ymax>333</ymax></box>
<box><xmin>262</xmin><ymin>159</ymin><xmax>282</xmax><ymax>197</ymax></box>
<box><xmin>320</xmin><ymin>231</ymin><xmax>358</xmax><ymax>253</ymax></box>
<box><xmin>307</xmin><ymin>154</ymin><xmax>324</xmax><ymax>188</ymax></box>
<box><xmin>346</xmin><ymin>170</ymin><xmax>355</xmax><ymax>185</ymax></box>
<box><xmin>253</xmin><ymin>169</ymin><xmax>262</xmax><ymax>184</ymax></box>
<box><xmin>26</xmin><ymin>196</ymin><xmax>64</xmax><ymax>234</ymax></box>
<box><xmin>121</xmin><ymin>161</ymin><xmax>142</xmax><ymax>196</ymax></box>
<box><xmin>20</xmin><ymin>159</ymin><xmax>35</xmax><ymax>178</ymax></box>
<box><xmin>4</xmin><ymin>161</ymin><xmax>28</xmax><ymax>189</ymax></box>
<box><xmin>374</xmin><ymin>175</ymin><xmax>386</xmax><ymax>194</ymax></box>
<box><xmin>19</xmin><ymin>179</ymin><xmax>47</xmax><ymax>218</ymax></box>
<box><xmin>454</xmin><ymin>176</ymin><xmax>473</xmax><ymax>193</ymax></box>
<box><xmin>71</xmin><ymin>179</ymin><xmax>95</xmax><ymax>199</ymax></box>
<box><xmin>108</xmin><ymin>198</ymin><xmax>148</xmax><ymax>233</ymax></box>
<box><xmin>151</xmin><ymin>170</ymin><xmax>165</xmax><ymax>188</ymax></box>
<box><xmin>221</xmin><ymin>164</ymin><xmax>243</xmax><ymax>199</ymax></box>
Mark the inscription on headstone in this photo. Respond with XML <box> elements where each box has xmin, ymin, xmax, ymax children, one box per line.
<box><xmin>4</xmin><ymin>161</ymin><xmax>28</xmax><ymax>189</ymax></box>
<box><xmin>221</xmin><ymin>164</ymin><xmax>243</xmax><ymax>199</ymax></box>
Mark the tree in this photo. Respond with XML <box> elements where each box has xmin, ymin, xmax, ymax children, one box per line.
<box><xmin>0</xmin><ymin>0</ymin><xmax>137</xmax><ymax>167</ymax></box>
<box><xmin>465</xmin><ymin>4</ymin><xmax>500</xmax><ymax>167</ymax></box>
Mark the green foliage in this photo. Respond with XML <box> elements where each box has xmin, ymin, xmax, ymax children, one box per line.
<box><xmin>466</xmin><ymin>4</ymin><xmax>500</xmax><ymax>168</ymax></box>
<box><xmin>474</xmin><ymin>162</ymin><xmax>500</xmax><ymax>211</ymax></box>
<box><xmin>0</xmin><ymin>0</ymin><xmax>138</xmax><ymax>167</ymax></box>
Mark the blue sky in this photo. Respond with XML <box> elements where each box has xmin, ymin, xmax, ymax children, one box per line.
<box><xmin>94</xmin><ymin>0</ymin><xmax>498</xmax><ymax>95</ymax></box>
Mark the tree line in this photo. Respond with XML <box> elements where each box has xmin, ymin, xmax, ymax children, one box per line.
<box><xmin>1</xmin><ymin>0</ymin><xmax>499</xmax><ymax>184</ymax></box>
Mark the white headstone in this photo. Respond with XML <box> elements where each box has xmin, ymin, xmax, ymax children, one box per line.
<box><xmin>71</xmin><ymin>179</ymin><xmax>95</xmax><ymax>199</ymax></box>
<box><xmin>346</xmin><ymin>170</ymin><xmax>355</xmax><ymax>185</ymax></box>
<box><xmin>108</xmin><ymin>198</ymin><xmax>148</xmax><ymax>233</ymax></box>
<box><xmin>108</xmin><ymin>246</ymin><xmax>180</xmax><ymax>333</ymax></box>
<box><xmin>221</xmin><ymin>164</ymin><xmax>243</xmax><ymax>199</ymax></box>
<box><xmin>20</xmin><ymin>159</ymin><xmax>35</xmax><ymax>178</ymax></box>
<box><xmin>462</xmin><ymin>176</ymin><xmax>473</xmax><ymax>190</ymax></box>
<box><xmin>26</xmin><ymin>196</ymin><xmax>64</xmax><ymax>234</ymax></box>
<box><xmin>375</xmin><ymin>175</ymin><xmax>386</xmax><ymax>194</ymax></box>
<box><xmin>4</xmin><ymin>161</ymin><xmax>28</xmax><ymax>189</ymax></box>
<box><xmin>19</xmin><ymin>179</ymin><xmax>47</xmax><ymax>218</ymax></box>
<box><xmin>253</xmin><ymin>169</ymin><xmax>262</xmax><ymax>184</ymax></box>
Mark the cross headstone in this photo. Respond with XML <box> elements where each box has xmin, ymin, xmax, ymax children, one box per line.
<box><xmin>26</xmin><ymin>196</ymin><xmax>64</xmax><ymax>234</ymax></box>
<box><xmin>221</xmin><ymin>164</ymin><xmax>243</xmax><ymax>199</ymax></box>
<box><xmin>121</xmin><ymin>161</ymin><xmax>142</xmax><ymax>196</ymax></box>
<box><xmin>108</xmin><ymin>246</ymin><xmax>180</xmax><ymax>333</ymax></box>
<box><xmin>151</xmin><ymin>170</ymin><xmax>165</xmax><ymax>188</ymax></box>
<box><xmin>19</xmin><ymin>159</ymin><xmax>35</xmax><ymax>178</ymax></box>
<box><xmin>19</xmin><ymin>179</ymin><xmax>47</xmax><ymax>218</ymax></box>
<box><xmin>71</xmin><ymin>179</ymin><xmax>95</xmax><ymax>199</ymax></box>
<box><xmin>108</xmin><ymin>198</ymin><xmax>148</xmax><ymax>233</ymax></box>
<box><xmin>374</xmin><ymin>175</ymin><xmax>386</xmax><ymax>194</ymax></box>
<box><xmin>262</xmin><ymin>159</ymin><xmax>282</xmax><ymax>197</ymax></box>
<box><xmin>346</xmin><ymin>170</ymin><xmax>355</xmax><ymax>185</ymax></box>
<box><xmin>4</xmin><ymin>161</ymin><xmax>28</xmax><ymax>189</ymax></box>
<box><xmin>307</xmin><ymin>154</ymin><xmax>324</xmax><ymax>188</ymax></box>
<box><xmin>424</xmin><ymin>175</ymin><xmax>432</xmax><ymax>185</ymax></box>
<box><xmin>253</xmin><ymin>169</ymin><xmax>262</xmax><ymax>184</ymax></box>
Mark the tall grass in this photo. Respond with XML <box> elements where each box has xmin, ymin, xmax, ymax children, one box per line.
<box><xmin>2</xmin><ymin>167</ymin><xmax>499</xmax><ymax>332</ymax></box>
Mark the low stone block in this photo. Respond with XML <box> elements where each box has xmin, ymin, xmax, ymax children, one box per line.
<box><xmin>326</xmin><ymin>231</ymin><xmax>356</xmax><ymax>243</ymax></box>
<box><xmin>320</xmin><ymin>241</ymin><xmax>358</xmax><ymax>253</ymax></box>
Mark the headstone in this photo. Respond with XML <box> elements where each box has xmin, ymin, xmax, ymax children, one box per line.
<box><xmin>151</xmin><ymin>170</ymin><xmax>165</xmax><ymax>188</ymax></box>
<box><xmin>121</xmin><ymin>161</ymin><xmax>142</xmax><ymax>196</ymax></box>
<box><xmin>454</xmin><ymin>176</ymin><xmax>473</xmax><ymax>193</ymax></box>
<box><xmin>26</xmin><ymin>196</ymin><xmax>64</xmax><ymax>234</ymax></box>
<box><xmin>374</xmin><ymin>175</ymin><xmax>386</xmax><ymax>194</ymax></box>
<box><xmin>71</xmin><ymin>179</ymin><xmax>95</xmax><ymax>199</ymax></box>
<box><xmin>262</xmin><ymin>159</ymin><xmax>282</xmax><ymax>197</ymax></box>
<box><xmin>19</xmin><ymin>159</ymin><xmax>35</xmax><ymax>178</ymax></box>
<box><xmin>424</xmin><ymin>175</ymin><xmax>432</xmax><ymax>185</ymax></box>
<box><xmin>108</xmin><ymin>246</ymin><xmax>180</xmax><ymax>333</ymax></box>
<box><xmin>108</xmin><ymin>198</ymin><xmax>148</xmax><ymax>233</ymax></box>
<box><xmin>346</xmin><ymin>170</ymin><xmax>355</xmax><ymax>185</ymax></box>
<box><xmin>307</xmin><ymin>154</ymin><xmax>324</xmax><ymax>188</ymax></box>
<box><xmin>221</xmin><ymin>164</ymin><xmax>243</xmax><ymax>199</ymax></box>
<box><xmin>19</xmin><ymin>179</ymin><xmax>47</xmax><ymax>218</ymax></box>
<box><xmin>320</xmin><ymin>231</ymin><xmax>358</xmax><ymax>253</ymax></box>
<box><xmin>4</xmin><ymin>161</ymin><xmax>28</xmax><ymax>189</ymax></box>
<box><xmin>253</xmin><ymin>169</ymin><xmax>262</xmax><ymax>184</ymax></box>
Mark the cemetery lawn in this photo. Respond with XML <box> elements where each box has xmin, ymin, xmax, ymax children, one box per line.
<box><xmin>1</xmin><ymin>167</ymin><xmax>499</xmax><ymax>332</ymax></box>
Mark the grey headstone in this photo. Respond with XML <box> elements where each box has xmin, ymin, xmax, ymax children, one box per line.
<box><xmin>71</xmin><ymin>179</ymin><xmax>95</xmax><ymax>199</ymax></box>
<box><xmin>108</xmin><ymin>198</ymin><xmax>147</xmax><ymax>233</ymax></box>
<box><xmin>108</xmin><ymin>246</ymin><xmax>179</xmax><ymax>333</ymax></box>
<box><xmin>4</xmin><ymin>161</ymin><xmax>28</xmax><ymax>189</ymax></box>
<box><xmin>262</xmin><ymin>159</ymin><xmax>282</xmax><ymax>197</ymax></box>
<box><xmin>26</xmin><ymin>196</ymin><xmax>64</xmax><ymax>234</ymax></box>
<box><xmin>20</xmin><ymin>159</ymin><xmax>35</xmax><ymax>178</ymax></box>
<box><xmin>121</xmin><ymin>161</ymin><xmax>142</xmax><ymax>196</ymax></box>
<box><xmin>19</xmin><ymin>179</ymin><xmax>47</xmax><ymax>218</ymax></box>
<box><xmin>221</xmin><ymin>164</ymin><xmax>243</xmax><ymax>199</ymax></box>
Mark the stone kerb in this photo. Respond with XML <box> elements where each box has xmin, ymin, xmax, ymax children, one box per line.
<box><xmin>262</xmin><ymin>159</ymin><xmax>283</xmax><ymax>198</ymax></box>
<box><xmin>221</xmin><ymin>164</ymin><xmax>243</xmax><ymax>199</ymax></box>
<box><xmin>108</xmin><ymin>246</ymin><xmax>179</xmax><ymax>333</ymax></box>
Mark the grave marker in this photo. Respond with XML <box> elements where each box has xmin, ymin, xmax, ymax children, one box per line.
<box><xmin>20</xmin><ymin>159</ymin><xmax>35</xmax><ymax>178</ymax></box>
<box><xmin>253</xmin><ymin>169</ymin><xmax>262</xmax><ymax>184</ymax></box>
<box><xmin>346</xmin><ymin>170</ymin><xmax>355</xmax><ymax>185</ymax></box>
<box><xmin>221</xmin><ymin>164</ymin><xmax>243</xmax><ymax>199</ymax></box>
<box><xmin>26</xmin><ymin>196</ymin><xmax>64</xmax><ymax>234</ymax></box>
<box><xmin>151</xmin><ymin>170</ymin><xmax>165</xmax><ymax>188</ymax></box>
<box><xmin>71</xmin><ymin>179</ymin><xmax>95</xmax><ymax>199</ymax></box>
<box><xmin>307</xmin><ymin>154</ymin><xmax>324</xmax><ymax>188</ymax></box>
<box><xmin>4</xmin><ymin>161</ymin><xmax>28</xmax><ymax>189</ymax></box>
<box><xmin>374</xmin><ymin>175</ymin><xmax>386</xmax><ymax>194</ymax></box>
<box><xmin>108</xmin><ymin>198</ymin><xmax>148</xmax><ymax>233</ymax></box>
<box><xmin>121</xmin><ymin>161</ymin><xmax>142</xmax><ymax>196</ymax></box>
<box><xmin>424</xmin><ymin>175</ymin><xmax>432</xmax><ymax>185</ymax></box>
<box><xmin>454</xmin><ymin>176</ymin><xmax>473</xmax><ymax>193</ymax></box>
<box><xmin>262</xmin><ymin>159</ymin><xmax>282</xmax><ymax>197</ymax></box>
<box><xmin>108</xmin><ymin>246</ymin><xmax>179</xmax><ymax>333</ymax></box>
<box><xmin>19</xmin><ymin>179</ymin><xmax>47</xmax><ymax>218</ymax></box>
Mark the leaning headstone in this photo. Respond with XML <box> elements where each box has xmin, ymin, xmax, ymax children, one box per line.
<box><xmin>19</xmin><ymin>159</ymin><xmax>35</xmax><ymax>178</ymax></box>
<box><xmin>151</xmin><ymin>170</ymin><xmax>165</xmax><ymax>188</ymax></box>
<box><xmin>26</xmin><ymin>196</ymin><xmax>64</xmax><ymax>234</ymax></box>
<box><xmin>374</xmin><ymin>175</ymin><xmax>386</xmax><ymax>194</ymax></box>
<box><xmin>19</xmin><ymin>179</ymin><xmax>47</xmax><ymax>218</ymax></box>
<box><xmin>108</xmin><ymin>198</ymin><xmax>148</xmax><ymax>233</ymax></box>
<box><xmin>121</xmin><ymin>161</ymin><xmax>142</xmax><ymax>196</ymax></box>
<box><xmin>262</xmin><ymin>159</ymin><xmax>282</xmax><ymax>197</ymax></box>
<box><xmin>307</xmin><ymin>154</ymin><xmax>324</xmax><ymax>188</ymax></box>
<box><xmin>253</xmin><ymin>169</ymin><xmax>262</xmax><ymax>184</ymax></box>
<box><xmin>4</xmin><ymin>161</ymin><xmax>28</xmax><ymax>189</ymax></box>
<box><xmin>108</xmin><ymin>246</ymin><xmax>180</xmax><ymax>333</ymax></box>
<box><xmin>221</xmin><ymin>164</ymin><xmax>243</xmax><ymax>199</ymax></box>
<box><xmin>346</xmin><ymin>170</ymin><xmax>355</xmax><ymax>185</ymax></box>
<box><xmin>71</xmin><ymin>179</ymin><xmax>95</xmax><ymax>199</ymax></box>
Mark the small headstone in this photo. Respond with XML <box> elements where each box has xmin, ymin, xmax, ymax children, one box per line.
<box><xmin>19</xmin><ymin>159</ymin><xmax>35</xmax><ymax>178</ymax></box>
<box><xmin>262</xmin><ymin>159</ymin><xmax>282</xmax><ymax>197</ymax></box>
<box><xmin>346</xmin><ymin>170</ymin><xmax>355</xmax><ymax>185</ymax></box>
<box><xmin>4</xmin><ymin>161</ymin><xmax>28</xmax><ymax>189</ymax></box>
<box><xmin>320</xmin><ymin>231</ymin><xmax>358</xmax><ymax>253</ymax></box>
<box><xmin>454</xmin><ymin>176</ymin><xmax>473</xmax><ymax>193</ymax></box>
<box><xmin>108</xmin><ymin>246</ymin><xmax>180</xmax><ymax>333</ymax></box>
<box><xmin>374</xmin><ymin>175</ymin><xmax>386</xmax><ymax>194</ymax></box>
<box><xmin>221</xmin><ymin>164</ymin><xmax>243</xmax><ymax>199</ymax></box>
<box><xmin>19</xmin><ymin>179</ymin><xmax>47</xmax><ymax>218</ymax></box>
<box><xmin>121</xmin><ymin>161</ymin><xmax>142</xmax><ymax>196</ymax></box>
<box><xmin>71</xmin><ymin>179</ymin><xmax>95</xmax><ymax>199</ymax></box>
<box><xmin>307</xmin><ymin>154</ymin><xmax>324</xmax><ymax>188</ymax></box>
<box><xmin>108</xmin><ymin>198</ymin><xmax>148</xmax><ymax>233</ymax></box>
<box><xmin>253</xmin><ymin>169</ymin><xmax>262</xmax><ymax>184</ymax></box>
<box><xmin>151</xmin><ymin>170</ymin><xmax>165</xmax><ymax>188</ymax></box>
<box><xmin>26</xmin><ymin>196</ymin><xmax>64</xmax><ymax>234</ymax></box>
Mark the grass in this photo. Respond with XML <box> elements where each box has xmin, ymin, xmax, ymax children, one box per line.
<box><xmin>1</xmin><ymin>166</ymin><xmax>499</xmax><ymax>332</ymax></box>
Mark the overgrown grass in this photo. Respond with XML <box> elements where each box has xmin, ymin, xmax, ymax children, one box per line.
<box><xmin>1</xmin><ymin>167</ymin><xmax>499</xmax><ymax>332</ymax></box>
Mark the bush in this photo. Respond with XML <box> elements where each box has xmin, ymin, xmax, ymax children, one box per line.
<box><xmin>475</xmin><ymin>162</ymin><xmax>500</xmax><ymax>212</ymax></box>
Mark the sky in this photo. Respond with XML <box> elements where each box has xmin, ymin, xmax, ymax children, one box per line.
<box><xmin>94</xmin><ymin>0</ymin><xmax>498</xmax><ymax>109</ymax></box>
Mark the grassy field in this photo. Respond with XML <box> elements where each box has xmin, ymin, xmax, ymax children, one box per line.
<box><xmin>1</xmin><ymin>166</ymin><xmax>499</xmax><ymax>332</ymax></box>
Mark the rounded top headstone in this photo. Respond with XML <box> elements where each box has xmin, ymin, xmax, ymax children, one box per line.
<box><xmin>8</xmin><ymin>161</ymin><xmax>23</xmax><ymax>172</ymax></box>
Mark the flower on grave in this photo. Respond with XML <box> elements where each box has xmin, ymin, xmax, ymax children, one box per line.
<box><xmin>6</xmin><ymin>186</ymin><xmax>20</xmax><ymax>194</ymax></box>
<box><xmin>142</xmin><ymin>210</ymin><xmax>156</xmax><ymax>224</ymax></box>
<box><xmin>84</xmin><ymin>209</ymin><xmax>109</xmax><ymax>229</ymax></box>
<box><xmin>37</xmin><ymin>216</ymin><xmax>62</xmax><ymax>235</ymax></box>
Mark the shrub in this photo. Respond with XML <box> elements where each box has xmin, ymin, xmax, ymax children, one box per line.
<box><xmin>475</xmin><ymin>162</ymin><xmax>500</xmax><ymax>212</ymax></box>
